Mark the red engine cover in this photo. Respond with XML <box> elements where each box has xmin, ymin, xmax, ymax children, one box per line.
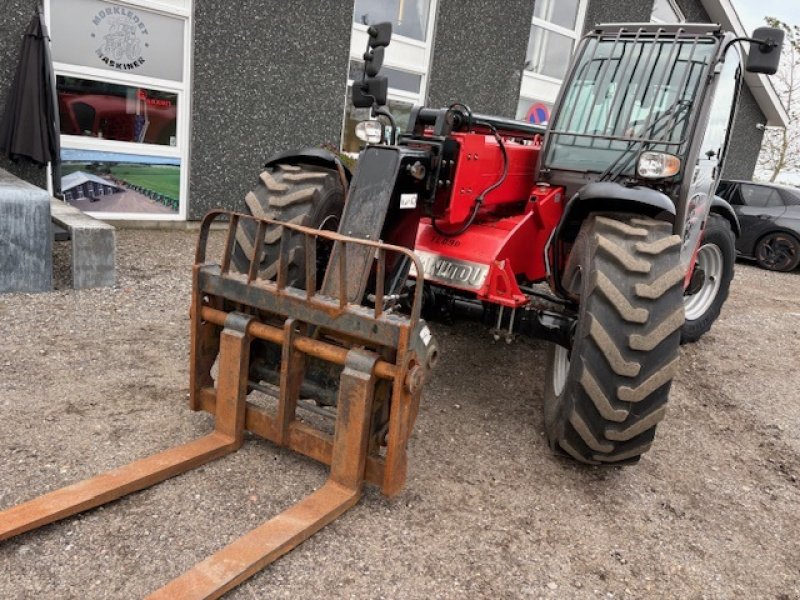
<box><xmin>437</xmin><ymin>131</ymin><xmax>542</xmax><ymax>225</ymax></box>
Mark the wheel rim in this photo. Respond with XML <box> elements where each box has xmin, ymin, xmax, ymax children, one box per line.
<box><xmin>552</xmin><ymin>344</ymin><xmax>570</xmax><ymax>397</ymax></box>
<box><xmin>684</xmin><ymin>243</ymin><xmax>723</xmax><ymax>321</ymax></box>
<box><xmin>757</xmin><ymin>234</ymin><xmax>797</xmax><ymax>271</ymax></box>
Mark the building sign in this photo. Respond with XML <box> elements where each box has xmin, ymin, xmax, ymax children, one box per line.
<box><xmin>51</xmin><ymin>0</ymin><xmax>184</xmax><ymax>82</ymax></box>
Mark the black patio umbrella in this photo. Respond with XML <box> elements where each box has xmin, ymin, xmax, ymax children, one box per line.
<box><xmin>0</xmin><ymin>8</ymin><xmax>61</xmax><ymax>196</ymax></box>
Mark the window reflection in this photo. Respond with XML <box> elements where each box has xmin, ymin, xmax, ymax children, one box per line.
<box><xmin>525</xmin><ymin>26</ymin><xmax>574</xmax><ymax>79</ymax></box>
<box><xmin>534</xmin><ymin>0</ymin><xmax>580</xmax><ymax>30</ymax></box>
<box><xmin>353</xmin><ymin>0</ymin><xmax>431</xmax><ymax>41</ymax></box>
<box><xmin>57</xmin><ymin>76</ymin><xmax>178</xmax><ymax>146</ymax></box>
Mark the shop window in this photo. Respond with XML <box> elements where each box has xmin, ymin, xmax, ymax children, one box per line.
<box><xmin>348</xmin><ymin>61</ymin><xmax>422</xmax><ymax>95</ymax></box>
<box><xmin>47</xmin><ymin>0</ymin><xmax>191</xmax><ymax>220</ymax></box>
<box><xmin>524</xmin><ymin>0</ymin><xmax>585</xmax><ymax>81</ymax></box>
<box><xmin>518</xmin><ymin>0</ymin><xmax>587</xmax><ymax>120</ymax></box>
<box><xmin>525</xmin><ymin>26</ymin><xmax>575</xmax><ymax>80</ymax></box>
<box><xmin>534</xmin><ymin>0</ymin><xmax>580</xmax><ymax>31</ymax></box>
<box><xmin>353</xmin><ymin>0</ymin><xmax>432</xmax><ymax>42</ymax></box>
<box><xmin>651</xmin><ymin>0</ymin><xmax>685</xmax><ymax>24</ymax></box>
<box><xmin>343</xmin><ymin>0</ymin><xmax>437</xmax><ymax>153</ymax></box>
<box><xmin>57</xmin><ymin>77</ymin><xmax>177</xmax><ymax>146</ymax></box>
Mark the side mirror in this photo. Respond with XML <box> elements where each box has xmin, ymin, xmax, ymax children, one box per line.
<box><xmin>352</xmin><ymin>76</ymin><xmax>388</xmax><ymax>108</ymax></box>
<box><xmin>746</xmin><ymin>26</ymin><xmax>784</xmax><ymax>74</ymax></box>
<box><xmin>364</xmin><ymin>46</ymin><xmax>384</xmax><ymax>77</ymax></box>
<box><xmin>368</xmin><ymin>22</ymin><xmax>392</xmax><ymax>48</ymax></box>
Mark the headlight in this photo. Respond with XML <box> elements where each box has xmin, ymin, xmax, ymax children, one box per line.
<box><xmin>355</xmin><ymin>120</ymin><xmax>384</xmax><ymax>144</ymax></box>
<box><xmin>637</xmin><ymin>151</ymin><xmax>681</xmax><ymax>179</ymax></box>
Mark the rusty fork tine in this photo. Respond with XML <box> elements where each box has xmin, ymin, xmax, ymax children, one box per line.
<box><xmin>147</xmin><ymin>349</ymin><xmax>379</xmax><ymax>600</ymax></box>
<box><xmin>221</xmin><ymin>214</ymin><xmax>240</xmax><ymax>274</ymax></box>
<box><xmin>248</xmin><ymin>220</ymin><xmax>267</xmax><ymax>282</ymax></box>
<box><xmin>305</xmin><ymin>234</ymin><xmax>317</xmax><ymax>299</ymax></box>
<box><xmin>277</xmin><ymin>226</ymin><xmax>290</xmax><ymax>289</ymax></box>
<box><xmin>338</xmin><ymin>241</ymin><xmax>347</xmax><ymax>308</ymax></box>
<box><xmin>375</xmin><ymin>248</ymin><xmax>386</xmax><ymax>318</ymax></box>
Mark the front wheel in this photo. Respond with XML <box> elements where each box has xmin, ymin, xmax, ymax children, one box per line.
<box><xmin>544</xmin><ymin>214</ymin><xmax>685</xmax><ymax>464</ymax></box>
<box><xmin>681</xmin><ymin>214</ymin><xmax>735</xmax><ymax>344</ymax></box>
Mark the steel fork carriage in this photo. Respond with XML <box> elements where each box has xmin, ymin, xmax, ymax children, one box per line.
<box><xmin>0</xmin><ymin>210</ymin><xmax>437</xmax><ymax>599</ymax></box>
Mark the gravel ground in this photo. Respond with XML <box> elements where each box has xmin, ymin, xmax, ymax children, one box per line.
<box><xmin>1</xmin><ymin>230</ymin><xmax>799</xmax><ymax>599</ymax></box>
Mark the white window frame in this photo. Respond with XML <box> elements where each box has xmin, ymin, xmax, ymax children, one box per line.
<box><xmin>651</xmin><ymin>0</ymin><xmax>686</xmax><ymax>24</ymax></box>
<box><xmin>518</xmin><ymin>0</ymin><xmax>588</xmax><ymax>117</ymax></box>
<box><xmin>44</xmin><ymin>0</ymin><xmax>193</xmax><ymax>221</ymax></box>
<box><xmin>342</xmin><ymin>0</ymin><xmax>438</xmax><ymax>151</ymax></box>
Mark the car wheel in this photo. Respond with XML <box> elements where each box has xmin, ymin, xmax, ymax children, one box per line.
<box><xmin>754</xmin><ymin>232</ymin><xmax>800</xmax><ymax>272</ymax></box>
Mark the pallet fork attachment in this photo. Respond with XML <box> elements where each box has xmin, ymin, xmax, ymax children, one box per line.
<box><xmin>0</xmin><ymin>211</ymin><xmax>437</xmax><ymax>599</ymax></box>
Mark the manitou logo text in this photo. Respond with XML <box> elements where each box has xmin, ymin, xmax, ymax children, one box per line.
<box><xmin>92</xmin><ymin>7</ymin><xmax>149</xmax><ymax>71</ymax></box>
<box><xmin>411</xmin><ymin>251</ymin><xmax>489</xmax><ymax>290</ymax></box>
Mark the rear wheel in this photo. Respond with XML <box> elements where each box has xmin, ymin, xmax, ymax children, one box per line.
<box><xmin>544</xmin><ymin>214</ymin><xmax>684</xmax><ymax>464</ymax></box>
<box><xmin>754</xmin><ymin>231</ymin><xmax>800</xmax><ymax>272</ymax></box>
<box><xmin>232</xmin><ymin>163</ymin><xmax>344</xmax><ymax>282</ymax></box>
<box><xmin>681</xmin><ymin>214</ymin><xmax>735</xmax><ymax>343</ymax></box>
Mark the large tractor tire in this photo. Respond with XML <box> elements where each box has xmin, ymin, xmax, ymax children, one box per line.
<box><xmin>232</xmin><ymin>163</ymin><xmax>345</xmax><ymax>283</ymax></box>
<box><xmin>544</xmin><ymin>214</ymin><xmax>684</xmax><ymax>464</ymax></box>
<box><xmin>681</xmin><ymin>214</ymin><xmax>735</xmax><ymax>344</ymax></box>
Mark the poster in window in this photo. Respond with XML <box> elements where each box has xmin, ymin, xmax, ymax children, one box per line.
<box><xmin>60</xmin><ymin>148</ymin><xmax>180</xmax><ymax>215</ymax></box>
<box><xmin>57</xmin><ymin>76</ymin><xmax>178</xmax><ymax>146</ymax></box>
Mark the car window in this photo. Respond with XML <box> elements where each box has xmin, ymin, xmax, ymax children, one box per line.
<box><xmin>780</xmin><ymin>189</ymin><xmax>800</xmax><ymax>206</ymax></box>
<box><xmin>716</xmin><ymin>181</ymin><xmax>733</xmax><ymax>199</ymax></box>
<box><xmin>740</xmin><ymin>184</ymin><xmax>783</xmax><ymax>208</ymax></box>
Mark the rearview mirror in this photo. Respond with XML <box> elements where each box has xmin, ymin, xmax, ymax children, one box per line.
<box><xmin>364</xmin><ymin>46</ymin><xmax>384</xmax><ymax>77</ymax></box>
<box><xmin>352</xmin><ymin>76</ymin><xmax>388</xmax><ymax>108</ymax></box>
<box><xmin>368</xmin><ymin>22</ymin><xmax>392</xmax><ymax>48</ymax></box>
<box><xmin>746</xmin><ymin>26</ymin><xmax>784</xmax><ymax>74</ymax></box>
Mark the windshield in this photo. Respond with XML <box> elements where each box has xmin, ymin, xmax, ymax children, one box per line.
<box><xmin>544</xmin><ymin>33</ymin><xmax>717</xmax><ymax>175</ymax></box>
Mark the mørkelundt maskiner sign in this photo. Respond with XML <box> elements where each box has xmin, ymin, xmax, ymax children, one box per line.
<box><xmin>50</xmin><ymin>0</ymin><xmax>185</xmax><ymax>82</ymax></box>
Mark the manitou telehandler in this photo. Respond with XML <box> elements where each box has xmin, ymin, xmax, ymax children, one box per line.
<box><xmin>1</xmin><ymin>21</ymin><xmax>782</xmax><ymax>599</ymax></box>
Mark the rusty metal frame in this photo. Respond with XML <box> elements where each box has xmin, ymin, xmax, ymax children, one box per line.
<box><xmin>0</xmin><ymin>210</ymin><xmax>435</xmax><ymax>599</ymax></box>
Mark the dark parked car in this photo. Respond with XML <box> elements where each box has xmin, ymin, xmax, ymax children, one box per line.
<box><xmin>716</xmin><ymin>180</ymin><xmax>800</xmax><ymax>272</ymax></box>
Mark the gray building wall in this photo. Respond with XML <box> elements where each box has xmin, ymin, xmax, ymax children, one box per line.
<box><xmin>583</xmin><ymin>0</ymin><xmax>652</xmax><ymax>31</ymax></box>
<box><xmin>0</xmin><ymin>0</ymin><xmax>47</xmax><ymax>189</ymax></box>
<box><xmin>426</xmin><ymin>0</ymin><xmax>535</xmax><ymax>118</ymax></box>
<box><xmin>188</xmin><ymin>1</ymin><xmax>352</xmax><ymax>219</ymax></box>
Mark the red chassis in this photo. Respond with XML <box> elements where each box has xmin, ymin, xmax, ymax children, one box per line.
<box><xmin>410</xmin><ymin>129</ymin><xmax>565</xmax><ymax>307</ymax></box>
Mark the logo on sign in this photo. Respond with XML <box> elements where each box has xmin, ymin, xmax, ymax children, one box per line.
<box><xmin>92</xmin><ymin>7</ymin><xmax>149</xmax><ymax>71</ymax></box>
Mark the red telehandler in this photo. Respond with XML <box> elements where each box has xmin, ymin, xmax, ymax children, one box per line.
<box><xmin>0</xmin><ymin>21</ymin><xmax>783</xmax><ymax>599</ymax></box>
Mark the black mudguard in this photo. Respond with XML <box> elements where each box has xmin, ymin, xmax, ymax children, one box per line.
<box><xmin>710</xmin><ymin>194</ymin><xmax>741</xmax><ymax>238</ymax></box>
<box><xmin>264</xmin><ymin>147</ymin><xmax>352</xmax><ymax>181</ymax></box>
<box><xmin>548</xmin><ymin>181</ymin><xmax>677</xmax><ymax>298</ymax></box>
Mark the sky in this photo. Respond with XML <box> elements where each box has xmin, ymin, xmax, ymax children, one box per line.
<box><xmin>732</xmin><ymin>0</ymin><xmax>800</xmax><ymax>34</ymax></box>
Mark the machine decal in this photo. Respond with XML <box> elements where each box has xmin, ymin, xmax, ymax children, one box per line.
<box><xmin>410</xmin><ymin>250</ymin><xmax>490</xmax><ymax>290</ymax></box>
<box><xmin>400</xmin><ymin>193</ymin><xmax>418</xmax><ymax>209</ymax></box>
